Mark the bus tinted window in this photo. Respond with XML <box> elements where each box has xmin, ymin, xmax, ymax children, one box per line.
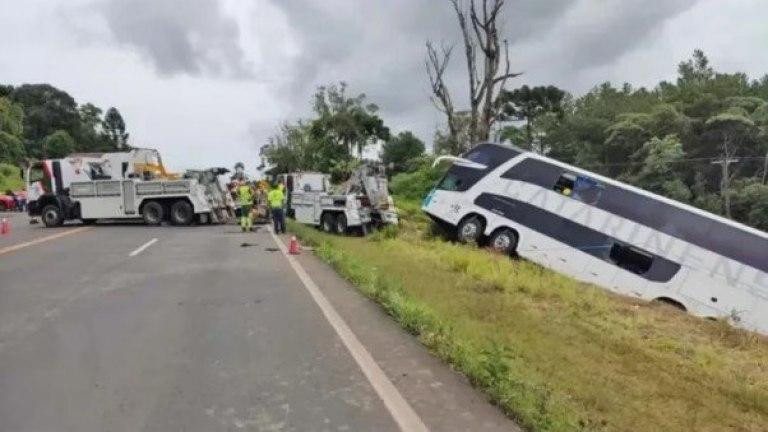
<box><xmin>437</xmin><ymin>143</ymin><xmax>521</xmax><ymax>192</ymax></box>
<box><xmin>610</xmin><ymin>243</ymin><xmax>653</xmax><ymax>275</ymax></box>
<box><xmin>462</xmin><ymin>143</ymin><xmax>520</xmax><ymax>168</ymax></box>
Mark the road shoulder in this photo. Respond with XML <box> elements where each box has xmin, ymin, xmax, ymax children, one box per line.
<box><xmin>273</xmin><ymin>233</ymin><xmax>520</xmax><ymax>432</ymax></box>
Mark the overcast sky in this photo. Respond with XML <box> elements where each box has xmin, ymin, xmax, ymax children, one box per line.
<box><xmin>1</xmin><ymin>0</ymin><xmax>766</xmax><ymax>174</ymax></box>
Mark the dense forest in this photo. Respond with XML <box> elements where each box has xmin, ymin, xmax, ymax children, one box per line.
<box><xmin>0</xmin><ymin>83</ymin><xmax>129</xmax><ymax>166</ymax></box>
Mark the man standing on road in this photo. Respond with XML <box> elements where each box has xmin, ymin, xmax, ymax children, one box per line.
<box><xmin>237</xmin><ymin>181</ymin><xmax>253</xmax><ymax>232</ymax></box>
<box><xmin>268</xmin><ymin>181</ymin><xmax>286</xmax><ymax>234</ymax></box>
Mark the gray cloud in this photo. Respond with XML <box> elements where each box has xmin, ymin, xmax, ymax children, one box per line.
<box><xmin>263</xmin><ymin>0</ymin><xmax>700</xmax><ymax>143</ymax></box>
<box><xmin>95</xmin><ymin>0</ymin><xmax>253</xmax><ymax>78</ymax></box>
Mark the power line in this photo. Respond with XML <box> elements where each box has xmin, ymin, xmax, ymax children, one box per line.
<box><xmin>577</xmin><ymin>155</ymin><xmax>768</xmax><ymax>170</ymax></box>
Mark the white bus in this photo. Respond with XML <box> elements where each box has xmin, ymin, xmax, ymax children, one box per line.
<box><xmin>422</xmin><ymin>143</ymin><xmax>768</xmax><ymax>334</ymax></box>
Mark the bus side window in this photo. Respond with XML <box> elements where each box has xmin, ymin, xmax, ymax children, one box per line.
<box><xmin>554</xmin><ymin>173</ymin><xmax>603</xmax><ymax>205</ymax></box>
<box><xmin>437</xmin><ymin>173</ymin><xmax>463</xmax><ymax>191</ymax></box>
<box><xmin>609</xmin><ymin>243</ymin><xmax>653</xmax><ymax>275</ymax></box>
<box><xmin>553</xmin><ymin>173</ymin><xmax>576</xmax><ymax>196</ymax></box>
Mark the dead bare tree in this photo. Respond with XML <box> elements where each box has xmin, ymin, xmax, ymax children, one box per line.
<box><xmin>426</xmin><ymin>0</ymin><xmax>521</xmax><ymax>153</ymax></box>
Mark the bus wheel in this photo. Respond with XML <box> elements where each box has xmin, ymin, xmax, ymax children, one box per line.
<box><xmin>490</xmin><ymin>228</ymin><xmax>518</xmax><ymax>255</ymax></box>
<box><xmin>170</xmin><ymin>200</ymin><xmax>194</xmax><ymax>226</ymax></box>
<box><xmin>457</xmin><ymin>216</ymin><xmax>484</xmax><ymax>244</ymax></box>
<box><xmin>142</xmin><ymin>201</ymin><xmax>164</xmax><ymax>225</ymax></box>
<box><xmin>335</xmin><ymin>213</ymin><xmax>348</xmax><ymax>234</ymax></box>
<box><xmin>321</xmin><ymin>212</ymin><xmax>336</xmax><ymax>233</ymax></box>
<box><xmin>41</xmin><ymin>204</ymin><xmax>64</xmax><ymax>227</ymax></box>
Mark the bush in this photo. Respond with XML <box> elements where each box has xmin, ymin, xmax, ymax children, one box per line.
<box><xmin>390</xmin><ymin>157</ymin><xmax>446</xmax><ymax>201</ymax></box>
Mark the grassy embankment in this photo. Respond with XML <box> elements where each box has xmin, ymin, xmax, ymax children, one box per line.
<box><xmin>0</xmin><ymin>163</ymin><xmax>23</xmax><ymax>192</ymax></box>
<box><xmin>289</xmin><ymin>198</ymin><xmax>768</xmax><ymax>432</ymax></box>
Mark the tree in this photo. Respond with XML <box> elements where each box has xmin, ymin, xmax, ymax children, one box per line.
<box><xmin>310</xmin><ymin>82</ymin><xmax>390</xmax><ymax>157</ymax></box>
<box><xmin>103</xmin><ymin>107</ymin><xmax>129</xmax><ymax>149</ymax></box>
<box><xmin>704</xmin><ymin>112</ymin><xmax>758</xmax><ymax>217</ymax></box>
<box><xmin>42</xmin><ymin>130</ymin><xmax>75</xmax><ymax>158</ymax></box>
<box><xmin>498</xmin><ymin>85</ymin><xmax>566</xmax><ymax>151</ymax></box>
<box><xmin>0</xmin><ymin>132</ymin><xmax>25</xmax><ymax>164</ymax></box>
<box><xmin>10</xmin><ymin>84</ymin><xmax>80</xmax><ymax>158</ymax></box>
<box><xmin>0</xmin><ymin>97</ymin><xmax>24</xmax><ymax>138</ymax></box>
<box><xmin>426</xmin><ymin>0</ymin><xmax>521</xmax><ymax>152</ymax></box>
<box><xmin>382</xmin><ymin>131</ymin><xmax>425</xmax><ymax>175</ymax></box>
<box><xmin>626</xmin><ymin>135</ymin><xmax>691</xmax><ymax>202</ymax></box>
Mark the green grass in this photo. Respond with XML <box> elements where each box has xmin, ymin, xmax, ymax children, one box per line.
<box><xmin>0</xmin><ymin>163</ymin><xmax>24</xmax><ymax>192</ymax></box>
<box><xmin>289</xmin><ymin>199</ymin><xmax>768</xmax><ymax>432</ymax></box>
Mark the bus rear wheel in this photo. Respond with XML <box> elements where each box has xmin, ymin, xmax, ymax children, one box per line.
<box><xmin>490</xmin><ymin>228</ymin><xmax>518</xmax><ymax>255</ymax></box>
<box><xmin>457</xmin><ymin>216</ymin><xmax>484</xmax><ymax>244</ymax></box>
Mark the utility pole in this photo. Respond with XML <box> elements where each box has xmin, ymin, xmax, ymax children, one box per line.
<box><xmin>711</xmin><ymin>156</ymin><xmax>739</xmax><ymax>218</ymax></box>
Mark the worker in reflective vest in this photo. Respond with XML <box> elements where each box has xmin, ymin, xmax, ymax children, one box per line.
<box><xmin>237</xmin><ymin>181</ymin><xmax>253</xmax><ymax>232</ymax></box>
<box><xmin>268</xmin><ymin>181</ymin><xmax>286</xmax><ymax>234</ymax></box>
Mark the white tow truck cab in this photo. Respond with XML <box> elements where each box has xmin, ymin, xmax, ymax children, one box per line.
<box><xmin>26</xmin><ymin>148</ymin><xmax>216</xmax><ymax>227</ymax></box>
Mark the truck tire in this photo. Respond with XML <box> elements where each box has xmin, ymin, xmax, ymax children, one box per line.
<box><xmin>170</xmin><ymin>200</ymin><xmax>194</xmax><ymax>226</ymax></box>
<box><xmin>142</xmin><ymin>201</ymin><xmax>164</xmax><ymax>225</ymax></box>
<box><xmin>41</xmin><ymin>204</ymin><xmax>64</xmax><ymax>228</ymax></box>
<box><xmin>457</xmin><ymin>216</ymin><xmax>484</xmax><ymax>244</ymax></box>
<box><xmin>321</xmin><ymin>212</ymin><xmax>335</xmax><ymax>233</ymax></box>
<box><xmin>489</xmin><ymin>228</ymin><xmax>518</xmax><ymax>255</ymax></box>
<box><xmin>335</xmin><ymin>213</ymin><xmax>348</xmax><ymax>234</ymax></box>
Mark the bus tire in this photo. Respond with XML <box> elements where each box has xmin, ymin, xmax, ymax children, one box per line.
<box><xmin>41</xmin><ymin>204</ymin><xmax>64</xmax><ymax>228</ymax></box>
<box><xmin>490</xmin><ymin>228</ymin><xmax>518</xmax><ymax>255</ymax></box>
<box><xmin>335</xmin><ymin>213</ymin><xmax>348</xmax><ymax>234</ymax></box>
<box><xmin>321</xmin><ymin>212</ymin><xmax>335</xmax><ymax>233</ymax></box>
<box><xmin>170</xmin><ymin>200</ymin><xmax>194</xmax><ymax>226</ymax></box>
<box><xmin>142</xmin><ymin>201</ymin><xmax>164</xmax><ymax>225</ymax></box>
<box><xmin>457</xmin><ymin>215</ymin><xmax>484</xmax><ymax>244</ymax></box>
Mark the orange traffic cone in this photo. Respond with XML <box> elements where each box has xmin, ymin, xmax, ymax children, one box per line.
<box><xmin>289</xmin><ymin>236</ymin><xmax>300</xmax><ymax>255</ymax></box>
<box><xmin>1</xmin><ymin>218</ymin><xmax>9</xmax><ymax>235</ymax></box>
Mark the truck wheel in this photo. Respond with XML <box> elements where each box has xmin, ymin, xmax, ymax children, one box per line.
<box><xmin>41</xmin><ymin>204</ymin><xmax>64</xmax><ymax>227</ymax></box>
<box><xmin>321</xmin><ymin>212</ymin><xmax>335</xmax><ymax>233</ymax></box>
<box><xmin>142</xmin><ymin>201</ymin><xmax>164</xmax><ymax>225</ymax></box>
<box><xmin>489</xmin><ymin>228</ymin><xmax>518</xmax><ymax>255</ymax></box>
<box><xmin>170</xmin><ymin>200</ymin><xmax>194</xmax><ymax>226</ymax></box>
<box><xmin>335</xmin><ymin>213</ymin><xmax>348</xmax><ymax>234</ymax></box>
<box><xmin>457</xmin><ymin>216</ymin><xmax>484</xmax><ymax>244</ymax></box>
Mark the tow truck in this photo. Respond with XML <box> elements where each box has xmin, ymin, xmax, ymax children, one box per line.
<box><xmin>283</xmin><ymin>164</ymin><xmax>398</xmax><ymax>235</ymax></box>
<box><xmin>26</xmin><ymin>148</ymin><xmax>222</xmax><ymax>227</ymax></box>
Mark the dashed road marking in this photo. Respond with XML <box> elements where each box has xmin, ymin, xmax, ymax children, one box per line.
<box><xmin>0</xmin><ymin>227</ymin><xmax>91</xmax><ymax>257</ymax></box>
<box><xmin>129</xmin><ymin>238</ymin><xmax>158</xmax><ymax>257</ymax></box>
<box><xmin>269</xmin><ymin>230</ymin><xmax>429</xmax><ymax>432</ymax></box>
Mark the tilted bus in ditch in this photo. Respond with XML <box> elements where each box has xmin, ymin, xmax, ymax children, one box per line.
<box><xmin>422</xmin><ymin>143</ymin><xmax>768</xmax><ymax>334</ymax></box>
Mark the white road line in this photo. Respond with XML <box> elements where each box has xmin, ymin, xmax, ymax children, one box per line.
<box><xmin>129</xmin><ymin>238</ymin><xmax>158</xmax><ymax>257</ymax></box>
<box><xmin>0</xmin><ymin>227</ymin><xmax>91</xmax><ymax>257</ymax></box>
<box><xmin>269</xmin><ymin>231</ymin><xmax>429</xmax><ymax>432</ymax></box>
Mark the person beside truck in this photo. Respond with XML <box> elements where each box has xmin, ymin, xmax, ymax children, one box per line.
<box><xmin>268</xmin><ymin>181</ymin><xmax>286</xmax><ymax>234</ymax></box>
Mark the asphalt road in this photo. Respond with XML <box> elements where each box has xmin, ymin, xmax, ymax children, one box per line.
<box><xmin>0</xmin><ymin>212</ymin><xmax>519</xmax><ymax>432</ymax></box>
